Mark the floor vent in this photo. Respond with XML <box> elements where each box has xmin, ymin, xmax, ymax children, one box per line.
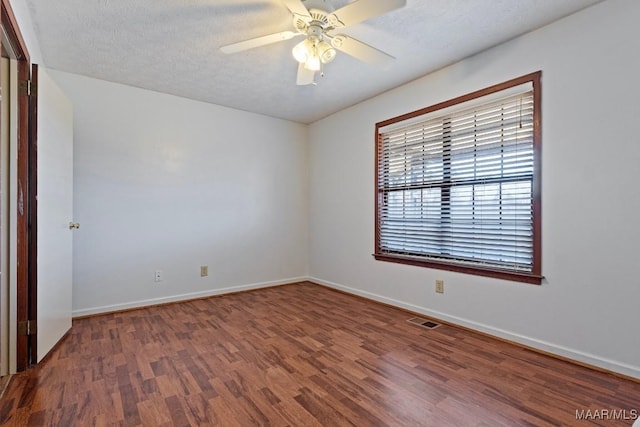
<box><xmin>408</xmin><ymin>317</ymin><xmax>441</xmax><ymax>329</ymax></box>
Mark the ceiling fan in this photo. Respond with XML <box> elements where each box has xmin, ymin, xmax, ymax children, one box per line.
<box><xmin>220</xmin><ymin>0</ymin><xmax>406</xmax><ymax>85</ymax></box>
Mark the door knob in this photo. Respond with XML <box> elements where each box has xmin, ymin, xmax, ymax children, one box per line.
<box><xmin>69</xmin><ymin>222</ymin><xmax>80</xmax><ymax>230</ymax></box>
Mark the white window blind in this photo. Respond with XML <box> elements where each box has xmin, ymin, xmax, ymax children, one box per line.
<box><xmin>377</xmin><ymin>88</ymin><xmax>536</xmax><ymax>273</ymax></box>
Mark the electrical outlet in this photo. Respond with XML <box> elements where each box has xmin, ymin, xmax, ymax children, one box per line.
<box><xmin>200</xmin><ymin>266</ymin><xmax>208</xmax><ymax>277</ymax></box>
<box><xmin>435</xmin><ymin>279</ymin><xmax>444</xmax><ymax>294</ymax></box>
<box><xmin>154</xmin><ymin>270</ymin><xmax>163</xmax><ymax>282</ymax></box>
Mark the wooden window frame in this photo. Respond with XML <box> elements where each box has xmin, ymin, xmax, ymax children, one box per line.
<box><xmin>374</xmin><ymin>72</ymin><xmax>542</xmax><ymax>285</ymax></box>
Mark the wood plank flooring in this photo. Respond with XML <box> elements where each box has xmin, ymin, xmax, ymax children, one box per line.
<box><xmin>1</xmin><ymin>282</ymin><xmax>638</xmax><ymax>426</ymax></box>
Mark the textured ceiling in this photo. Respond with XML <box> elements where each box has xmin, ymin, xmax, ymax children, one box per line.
<box><xmin>27</xmin><ymin>0</ymin><xmax>601</xmax><ymax>123</ymax></box>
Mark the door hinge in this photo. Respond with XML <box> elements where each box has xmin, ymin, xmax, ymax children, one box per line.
<box><xmin>18</xmin><ymin>320</ymin><xmax>37</xmax><ymax>336</ymax></box>
<box><xmin>19</xmin><ymin>80</ymin><xmax>37</xmax><ymax>97</ymax></box>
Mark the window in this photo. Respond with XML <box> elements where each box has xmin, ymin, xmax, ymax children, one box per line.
<box><xmin>374</xmin><ymin>72</ymin><xmax>542</xmax><ymax>284</ymax></box>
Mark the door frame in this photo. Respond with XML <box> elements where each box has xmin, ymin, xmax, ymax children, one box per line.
<box><xmin>1</xmin><ymin>0</ymin><xmax>36</xmax><ymax>371</ymax></box>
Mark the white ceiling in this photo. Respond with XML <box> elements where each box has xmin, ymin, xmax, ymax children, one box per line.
<box><xmin>26</xmin><ymin>0</ymin><xmax>601</xmax><ymax>124</ymax></box>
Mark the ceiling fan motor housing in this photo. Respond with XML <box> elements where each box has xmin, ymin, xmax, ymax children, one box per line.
<box><xmin>307</xmin><ymin>24</ymin><xmax>323</xmax><ymax>40</ymax></box>
<box><xmin>294</xmin><ymin>8</ymin><xmax>333</xmax><ymax>34</ymax></box>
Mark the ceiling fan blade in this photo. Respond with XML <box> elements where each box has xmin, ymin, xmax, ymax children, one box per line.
<box><xmin>296</xmin><ymin>63</ymin><xmax>315</xmax><ymax>85</ymax></box>
<box><xmin>328</xmin><ymin>0</ymin><xmax>406</xmax><ymax>28</ymax></box>
<box><xmin>220</xmin><ymin>31</ymin><xmax>300</xmax><ymax>54</ymax></box>
<box><xmin>330</xmin><ymin>35</ymin><xmax>394</xmax><ymax>67</ymax></box>
<box><xmin>281</xmin><ymin>0</ymin><xmax>312</xmax><ymax>20</ymax></box>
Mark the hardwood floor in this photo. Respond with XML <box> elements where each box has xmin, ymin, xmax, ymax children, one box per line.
<box><xmin>1</xmin><ymin>282</ymin><xmax>638</xmax><ymax>426</ymax></box>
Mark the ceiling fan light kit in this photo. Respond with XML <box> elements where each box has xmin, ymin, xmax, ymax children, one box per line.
<box><xmin>220</xmin><ymin>0</ymin><xmax>406</xmax><ymax>85</ymax></box>
<box><xmin>292</xmin><ymin>32</ymin><xmax>336</xmax><ymax>71</ymax></box>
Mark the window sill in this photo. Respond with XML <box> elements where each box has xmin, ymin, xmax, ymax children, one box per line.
<box><xmin>373</xmin><ymin>253</ymin><xmax>543</xmax><ymax>285</ymax></box>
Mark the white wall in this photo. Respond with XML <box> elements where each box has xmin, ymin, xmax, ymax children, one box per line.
<box><xmin>50</xmin><ymin>71</ymin><xmax>309</xmax><ymax>316</ymax></box>
<box><xmin>309</xmin><ymin>0</ymin><xmax>640</xmax><ymax>379</ymax></box>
